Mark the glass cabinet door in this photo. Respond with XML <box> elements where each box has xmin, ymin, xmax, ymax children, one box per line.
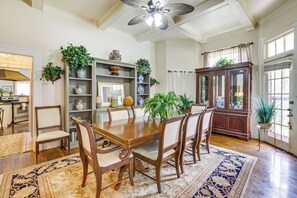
<box><xmin>199</xmin><ymin>74</ymin><xmax>209</xmax><ymax>105</ymax></box>
<box><xmin>229</xmin><ymin>69</ymin><xmax>244</xmax><ymax>110</ymax></box>
<box><xmin>213</xmin><ymin>72</ymin><xmax>225</xmax><ymax>109</ymax></box>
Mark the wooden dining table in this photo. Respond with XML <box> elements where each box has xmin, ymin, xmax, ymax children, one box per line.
<box><xmin>92</xmin><ymin>117</ymin><xmax>163</xmax><ymax>189</ymax></box>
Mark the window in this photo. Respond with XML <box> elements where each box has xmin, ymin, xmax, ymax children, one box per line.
<box><xmin>266</xmin><ymin>69</ymin><xmax>290</xmax><ymax>142</ymax></box>
<box><xmin>15</xmin><ymin>81</ymin><xmax>30</xmax><ymax>96</ymax></box>
<box><xmin>266</xmin><ymin>31</ymin><xmax>294</xmax><ymax>58</ymax></box>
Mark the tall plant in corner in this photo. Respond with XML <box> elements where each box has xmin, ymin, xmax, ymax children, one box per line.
<box><xmin>60</xmin><ymin>43</ymin><xmax>94</xmax><ymax>78</ymax></box>
<box><xmin>142</xmin><ymin>91</ymin><xmax>181</xmax><ymax>121</ymax></box>
<box><xmin>254</xmin><ymin>97</ymin><xmax>275</xmax><ymax>129</ymax></box>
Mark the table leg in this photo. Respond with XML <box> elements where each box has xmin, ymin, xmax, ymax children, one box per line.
<box><xmin>114</xmin><ymin>165</ymin><xmax>128</xmax><ymax>190</ymax></box>
<box><xmin>135</xmin><ymin>159</ymin><xmax>150</xmax><ymax>173</ymax></box>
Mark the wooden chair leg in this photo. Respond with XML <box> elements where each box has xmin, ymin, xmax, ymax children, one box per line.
<box><xmin>155</xmin><ymin>165</ymin><xmax>162</xmax><ymax>193</ymax></box>
<box><xmin>180</xmin><ymin>150</ymin><xmax>184</xmax><ymax>174</ymax></box>
<box><xmin>129</xmin><ymin>158</ymin><xmax>134</xmax><ymax>186</ymax></box>
<box><xmin>67</xmin><ymin>137</ymin><xmax>70</xmax><ymax>155</ymax></box>
<box><xmin>94</xmin><ymin>171</ymin><xmax>102</xmax><ymax>198</ymax></box>
<box><xmin>175</xmin><ymin>154</ymin><xmax>180</xmax><ymax>179</ymax></box>
<box><xmin>35</xmin><ymin>143</ymin><xmax>39</xmax><ymax>164</ymax></box>
<box><xmin>192</xmin><ymin>145</ymin><xmax>196</xmax><ymax>163</ymax></box>
<box><xmin>206</xmin><ymin>137</ymin><xmax>210</xmax><ymax>154</ymax></box>
<box><xmin>133</xmin><ymin>157</ymin><xmax>136</xmax><ymax>177</ymax></box>
<box><xmin>81</xmin><ymin>156</ymin><xmax>88</xmax><ymax>187</ymax></box>
<box><xmin>197</xmin><ymin>143</ymin><xmax>201</xmax><ymax>161</ymax></box>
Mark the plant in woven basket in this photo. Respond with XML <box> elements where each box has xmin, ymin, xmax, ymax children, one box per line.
<box><xmin>150</xmin><ymin>77</ymin><xmax>160</xmax><ymax>87</ymax></box>
<box><xmin>136</xmin><ymin>58</ymin><xmax>151</xmax><ymax>75</ymax></box>
<box><xmin>142</xmin><ymin>91</ymin><xmax>181</xmax><ymax>121</ymax></box>
<box><xmin>178</xmin><ymin>94</ymin><xmax>194</xmax><ymax>113</ymax></box>
<box><xmin>60</xmin><ymin>43</ymin><xmax>94</xmax><ymax>69</ymax></box>
<box><xmin>40</xmin><ymin>62</ymin><xmax>64</xmax><ymax>84</ymax></box>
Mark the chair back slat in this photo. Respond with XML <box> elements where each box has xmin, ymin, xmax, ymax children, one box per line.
<box><xmin>107</xmin><ymin>107</ymin><xmax>130</xmax><ymax>121</ymax></box>
<box><xmin>35</xmin><ymin>106</ymin><xmax>62</xmax><ymax>132</ymax></box>
<box><xmin>202</xmin><ymin>109</ymin><xmax>214</xmax><ymax>131</ymax></box>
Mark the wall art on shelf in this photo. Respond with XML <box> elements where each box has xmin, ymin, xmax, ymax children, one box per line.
<box><xmin>97</xmin><ymin>82</ymin><xmax>125</xmax><ymax>107</ymax></box>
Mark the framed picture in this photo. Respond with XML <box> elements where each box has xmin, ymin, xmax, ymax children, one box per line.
<box><xmin>97</xmin><ymin>82</ymin><xmax>125</xmax><ymax>107</ymax></box>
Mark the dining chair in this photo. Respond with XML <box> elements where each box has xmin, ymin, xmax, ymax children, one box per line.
<box><xmin>180</xmin><ymin>111</ymin><xmax>203</xmax><ymax>173</ymax></box>
<box><xmin>72</xmin><ymin>116</ymin><xmax>134</xmax><ymax>198</ymax></box>
<box><xmin>198</xmin><ymin>108</ymin><xmax>215</xmax><ymax>156</ymax></box>
<box><xmin>35</xmin><ymin>105</ymin><xmax>70</xmax><ymax>164</ymax></box>
<box><xmin>107</xmin><ymin>107</ymin><xmax>130</xmax><ymax>121</ymax></box>
<box><xmin>133</xmin><ymin>115</ymin><xmax>186</xmax><ymax>193</ymax></box>
<box><xmin>131</xmin><ymin>106</ymin><xmax>146</xmax><ymax>118</ymax></box>
<box><xmin>191</xmin><ymin>104</ymin><xmax>207</xmax><ymax>112</ymax></box>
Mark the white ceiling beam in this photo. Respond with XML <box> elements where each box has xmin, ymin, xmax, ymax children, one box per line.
<box><xmin>225</xmin><ymin>0</ymin><xmax>255</xmax><ymax>31</ymax></box>
<box><xmin>136</xmin><ymin>0</ymin><xmax>226</xmax><ymax>42</ymax></box>
<box><xmin>177</xmin><ymin>25</ymin><xmax>204</xmax><ymax>42</ymax></box>
<box><xmin>97</xmin><ymin>2</ymin><xmax>129</xmax><ymax>30</ymax></box>
<box><xmin>31</xmin><ymin>0</ymin><xmax>45</xmax><ymax>11</ymax></box>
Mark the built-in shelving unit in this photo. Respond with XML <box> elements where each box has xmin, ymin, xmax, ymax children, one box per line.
<box><xmin>64</xmin><ymin>58</ymin><xmax>151</xmax><ymax>147</ymax></box>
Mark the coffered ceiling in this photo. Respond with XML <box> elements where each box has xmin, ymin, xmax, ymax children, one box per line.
<box><xmin>28</xmin><ymin>0</ymin><xmax>289</xmax><ymax>43</ymax></box>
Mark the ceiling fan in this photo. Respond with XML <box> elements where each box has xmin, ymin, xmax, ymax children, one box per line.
<box><xmin>120</xmin><ymin>0</ymin><xmax>195</xmax><ymax>30</ymax></box>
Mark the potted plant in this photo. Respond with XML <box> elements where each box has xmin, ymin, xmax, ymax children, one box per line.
<box><xmin>142</xmin><ymin>91</ymin><xmax>181</xmax><ymax>121</ymax></box>
<box><xmin>0</xmin><ymin>88</ymin><xmax>7</xmax><ymax>96</ymax></box>
<box><xmin>136</xmin><ymin>58</ymin><xmax>151</xmax><ymax>83</ymax></box>
<box><xmin>40</xmin><ymin>62</ymin><xmax>64</xmax><ymax>84</ymax></box>
<box><xmin>215</xmin><ymin>57</ymin><xmax>235</xmax><ymax>67</ymax></box>
<box><xmin>178</xmin><ymin>94</ymin><xmax>194</xmax><ymax>113</ymax></box>
<box><xmin>255</xmin><ymin>97</ymin><xmax>275</xmax><ymax>129</ymax></box>
<box><xmin>150</xmin><ymin>77</ymin><xmax>160</xmax><ymax>87</ymax></box>
<box><xmin>60</xmin><ymin>43</ymin><xmax>94</xmax><ymax>78</ymax></box>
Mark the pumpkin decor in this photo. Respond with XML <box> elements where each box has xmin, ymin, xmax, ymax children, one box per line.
<box><xmin>124</xmin><ymin>96</ymin><xmax>134</xmax><ymax>106</ymax></box>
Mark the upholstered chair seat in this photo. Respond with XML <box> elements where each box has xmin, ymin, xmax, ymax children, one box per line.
<box><xmin>97</xmin><ymin>150</ymin><xmax>133</xmax><ymax>167</ymax></box>
<box><xmin>134</xmin><ymin>140</ymin><xmax>175</xmax><ymax>161</ymax></box>
<box><xmin>36</xmin><ymin>130</ymin><xmax>69</xmax><ymax>142</ymax></box>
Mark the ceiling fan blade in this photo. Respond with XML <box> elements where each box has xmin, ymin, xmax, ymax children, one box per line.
<box><xmin>162</xmin><ymin>3</ymin><xmax>194</xmax><ymax>16</ymax></box>
<box><xmin>128</xmin><ymin>14</ymin><xmax>150</xmax><ymax>25</ymax></box>
<box><xmin>152</xmin><ymin>0</ymin><xmax>170</xmax><ymax>8</ymax></box>
<box><xmin>159</xmin><ymin>17</ymin><xmax>168</xmax><ymax>30</ymax></box>
<box><xmin>120</xmin><ymin>0</ymin><xmax>149</xmax><ymax>10</ymax></box>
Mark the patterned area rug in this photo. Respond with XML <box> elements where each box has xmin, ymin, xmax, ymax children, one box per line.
<box><xmin>0</xmin><ymin>132</ymin><xmax>32</xmax><ymax>159</ymax></box>
<box><xmin>0</xmin><ymin>146</ymin><xmax>257</xmax><ymax>197</ymax></box>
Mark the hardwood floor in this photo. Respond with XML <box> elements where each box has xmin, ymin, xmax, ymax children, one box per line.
<box><xmin>0</xmin><ymin>133</ymin><xmax>297</xmax><ymax>198</ymax></box>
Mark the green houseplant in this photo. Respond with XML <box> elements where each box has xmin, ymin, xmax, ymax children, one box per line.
<box><xmin>0</xmin><ymin>88</ymin><xmax>7</xmax><ymax>96</ymax></box>
<box><xmin>215</xmin><ymin>57</ymin><xmax>235</xmax><ymax>67</ymax></box>
<box><xmin>150</xmin><ymin>77</ymin><xmax>160</xmax><ymax>87</ymax></box>
<box><xmin>60</xmin><ymin>43</ymin><xmax>94</xmax><ymax>78</ymax></box>
<box><xmin>178</xmin><ymin>94</ymin><xmax>194</xmax><ymax>113</ymax></box>
<box><xmin>40</xmin><ymin>62</ymin><xmax>64</xmax><ymax>84</ymax></box>
<box><xmin>136</xmin><ymin>58</ymin><xmax>151</xmax><ymax>83</ymax></box>
<box><xmin>255</xmin><ymin>97</ymin><xmax>275</xmax><ymax>129</ymax></box>
<box><xmin>142</xmin><ymin>91</ymin><xmax>181</xmax><ymax>121</ymax></box>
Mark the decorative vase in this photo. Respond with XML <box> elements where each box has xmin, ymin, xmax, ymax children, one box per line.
<box><xmin>111</xmin><ymin>97</ymin><xmax>119</xmax><ymax>107</ymax></box>
<box><xmin>137</xmin><ymin>97</ymin><xmax>144</xmax><ymax>106</ymax></box>
<box><xmin>124</xmin><ymin>96</ymin><xmax>134</xmax><ymax>106</ymax></box>
<box><xmin>137</xmin><ymin>85</ymin><xmax>144</xmax><ymax>95</ymax></box>
<box><xmin>75</xmin><ymin>99</ymin><xmax>83</xmax><ymax>110</ymax></box>
<box><xmin>109</xmin><ymin>50</ymin><xmax>122</xmax><ymax>61</ymax></box>
<box><xmin>74</xmin><ymin>86</ymin><xmax>83</xmax><ymax>94</ymax></box>
<box><xmin>108</xmin><ymin>66</ymin><xmax>121</xmax><ymax>76</ymax></box>
<box><xmin>77</xmin><ymin>67</ymin><xmax>86</xmax><ymax>78</ymax></box>
<box><xmin>137</xmin><ymin>74</ymin><xmax>144</xmax><ymax>83</ymax></box>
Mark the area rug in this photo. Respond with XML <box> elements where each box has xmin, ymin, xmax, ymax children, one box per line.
<box><xmin>0</xmin><ymin>146</ymin><xmax>257</xmax><ymax>198</ymax></box>
<box><xmin>0</xmin><ymin>132</ymin><xmax>32</xmax><ymax>159</ymax></box>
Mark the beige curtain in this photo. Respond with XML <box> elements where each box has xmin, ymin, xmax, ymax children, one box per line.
<box><xmin>238</xmin><ymin>43</ymin><xmax>252</xmax><ymax>63</ymax></box>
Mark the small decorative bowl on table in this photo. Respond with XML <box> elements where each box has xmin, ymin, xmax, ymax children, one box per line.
<box><xmin>109</xmin><ymin>66</ymin><xmax>121</xmax><ymax>76</ymax></box>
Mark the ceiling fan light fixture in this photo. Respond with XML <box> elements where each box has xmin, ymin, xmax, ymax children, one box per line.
<box><xmin>145</xmin><ymin>16</ymin><xmax>154</xmax><ymax>26</ymax></box>
<box><xmin>153</xmin><ymin>13</ymin><xmax>162</xmax><ymax>27</ymax></box>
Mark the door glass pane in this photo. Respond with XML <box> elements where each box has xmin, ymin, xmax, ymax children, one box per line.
<box><xmin>268</xmin><ymin>80</ymin><xmax>274</xmax><ymax>94</ymax></box>
<box><xmin>268</xmin><ymin>41</ymin><xmax>275</xmax><ymax>57</ymax></box>
<box><xmin>282</xmin><ymin>78</ymin><xmax>289</xmax><ymax>93</ymax></box>
<box><xmin>229</xmin><ymin>69</ymin><xmax>244</xmax><ymax>110</ymax></box>
<box><xmin>276</xmin><ymin>37</ymin><xmax>284</xmax><ymax>54</ymax></box>
<box><xmin>213</xmin><ymin>73</ymin><xmax>225</xmax><ymax>109</ymax></box>
<box><xmin>285</xmin><ymin>33</ymin><xmax>294</xmax><ymax>51</ymax></box>
<box><xmin>199</xmin><ymin>75</ymin><xmax>209</xmax><ymax>105</ymax></box>
<box><xmin>275</xmin><ymin>79</ymin><xmax>282</xmax><ymax>93</ymax></box>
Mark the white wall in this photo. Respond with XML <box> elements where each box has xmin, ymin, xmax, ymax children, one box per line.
<box><xmin>0</xmin><ymin>0</ymin><xmax>155</xmax><ymax>150</ymax></box>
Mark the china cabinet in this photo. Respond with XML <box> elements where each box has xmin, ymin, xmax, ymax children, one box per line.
<box><xmin>195</xmin><ymin>62</ymin><xmax>253</xmax><ymax>140</ymax></box>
